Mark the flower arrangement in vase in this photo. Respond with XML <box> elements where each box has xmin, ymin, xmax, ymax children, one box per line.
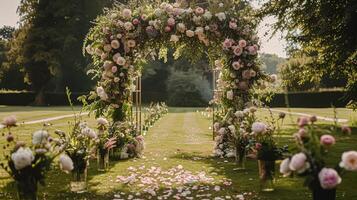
<box><xmin>95</xmin><ymin>117</ymin><xmax>116</xmax><ymax>171</ymax></box>
<box><xmin>0</xmin><ymin>116</ymin><xmax>70</xmax><ymax>200</ymax></box>
<box><xmin>279</xmin><ymin>116</ymin><xmax>357</xmax><ymax>200</ymax></box>
<box><xmin>251</xmin><ymin>111</ymin><xmax>288</xmax><ymax>192</ymax></box>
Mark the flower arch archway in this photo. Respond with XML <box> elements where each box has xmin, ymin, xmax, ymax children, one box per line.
<box><xmin>84</xmin><ymin>1</ymin><xmax>268</xmax><ymax>155</ymax></box>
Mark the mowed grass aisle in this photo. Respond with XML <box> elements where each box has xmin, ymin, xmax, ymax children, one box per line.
<box><xmin>0</xmin><ymin>108</ymin><xmax>357</xmax><ymax>199</ymax></box>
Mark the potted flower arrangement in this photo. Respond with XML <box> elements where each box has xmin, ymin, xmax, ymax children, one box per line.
<box><xmin>95</xmin><ymin>117</ymin><xmax>116</xmax><ymax>171</ymax></box>
<box><xmin>252</xmin><ymin>117</ymin><xmax>288</xmax><ymax>192</ymax></box>
<box><xmin>0</xmin><ymin>116</ymin><xmax>71</xmax><ymax>200</ymax></box>
<box><xmin>56</xmin><ymin>120</ymin><xmax>96</xmax><ymax>193</ymax></box>
<box><xmin>279</xmin><ymin>116</ymin><xmax>357</xmax><ymax>200</ymax></box>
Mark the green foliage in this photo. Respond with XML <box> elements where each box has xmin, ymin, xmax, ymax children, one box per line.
<box><xmin>167</xmin><ymin>70</ymin><xmax>211</xmax><ymax>106</ymax></box>
<box><xmin>260</xmin><ymin>0</ymin><xmax>357</xmax><ymax>102</ymax></box>
<box><xmin>7</xmin><ymin>0</ymin><xmax>114</xmax><ymax>93</ymax></box>
<box><xmin>259</xmin><ymin>53</ymin><xmax>285</xmax><ymax>74</ymax></box>
<box><xmin>278</xmin><ymin>56</ymin><xmax>321</xmax><ymax>91</ymax></box>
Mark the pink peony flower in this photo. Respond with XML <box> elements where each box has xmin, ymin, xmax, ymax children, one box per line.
<box><xmin>238</xmin><ymin>39</ymin><xmax>247</xmax><ymax>48</ymax></box>
<box><xmin>247</xmin><ymin>45</ymin><xmax>258</xmax><ymax>55</ymax></box>
<box><xmin>320</xmin><ymin>135</ymin><xmax>335</xmax><ymax>146</ymax></box>
<box><xmin>2</xmin><ymin>115</ymin><xmax>17</xmax><ymax>127</ymax></box>
<box><xmin>167</xmin><ymin>18</ymin><xmax>176</xmax><ymax>27</ymax></box>
<box><xmin>310</xmin><ymin>115</ymin><xmax>317</xmax><ymax>122</ymax></box>
<box><xmin>339</xmin><ymin>151</ymin><xmax>357</xmax><ymax>171</ymax></box>
<box><xmin>164</xmin><ymin>26</ymin><xmax>171</xmax><ymax>32</ymax></box>
<box><xmin>289</xmin><ymin>153</ymin><xmax>310</xmax><ymax>173</ymax></box>
<box><xmin>222</xmin><ymin>39</ymin><xmax>233</xmax><ymax>49</ymax></box>
<box><xmin>298</xmin><ymin>117</ymin><xmax>309</xmax><ymax>127</ymax></box>
<box><xmin>318</xmin><ymin>168</ymin><xmax>341</xmax><ymax>189</ymax></box>
<box><xmin>341</xmin><ymin>125</ymin><xmax>352</xmax><ymax>135</ymax></box>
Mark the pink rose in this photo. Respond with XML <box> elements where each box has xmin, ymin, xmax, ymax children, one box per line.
<box><xmin>247</xmin><ymin>45</ymin><xmax>258</xmax><ymax>55</ymax></box>
<box><xmin>320</xmin><ymin>135</ymin><xmax>335</xmax><ymax>146</ymax></box>
<box><xmin>233</xmin><ymin>46</ymin><xmax>243</xmax><ymax>56</ymax></box>
<box><xmin>141</xmin><ymin>14</ymin><xmax>148</xmax><ymax>21</ymax></box>
<box><xmin>132</xmin><ymin>18</ymin><xmax>140</xmax><ymax>25</ymax></box>
<box><xmin>229</xmin><ymin>21</ymin><xmax>237</xmax><ymax>29</ymax></box>
<box><xmin>255</xmin><ymin>143</ymin><xmax>262</xmax><ymax>150</ymax></box>
<box><xmin>238</xmin><ymin>39</ymin><xmax>247</xmax><ymax>48</ymax></box>
<box><xmin>289</xmin><ymin>153</ymin><xmax>310</xmax><ymax>173</ymax></box>
<box><xmin>318</xmin><ymin>168</ymin><xmax>341</xmax><ymax>189</ymax></box>
<box><xmin>223</xmin><ymin>38</ymin><xmax>233</xmax><ymax>49</ymax></box>
<box><xmin>195</xmin><ymin>7</ymin><xmax>204</xmax><ymax>15</ymax></box>
<box><xmin>164</xmin><ymin>26</ymin><xmax>172</xmax><ymax>32</ymax></box>
<box><xmin>232</xmin><ymin>61</ymin><xmax>241</xmax><ymax>70</ymax></box>
<box><xmin>111</xmin><ymin>66</ymin><xmax>118</xmax><ymax>73</ymax></box>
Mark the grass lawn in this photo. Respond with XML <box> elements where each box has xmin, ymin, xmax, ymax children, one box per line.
<box><xmin>0</xmin><ymin>107</ymin><xmax>356</xmax><ymax>199</ymax></box>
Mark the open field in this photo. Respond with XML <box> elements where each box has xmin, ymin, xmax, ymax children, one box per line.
<box><xmin>0</xmin><ymin>107</ymin><xmax>356</xmax><ymax>199</ymax></box>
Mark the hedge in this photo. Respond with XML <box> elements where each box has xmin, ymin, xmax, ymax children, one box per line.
<box><xmin>0</xmin><ymin>91</ymin><xmax>351</xmax><ymax>107</ymax></box>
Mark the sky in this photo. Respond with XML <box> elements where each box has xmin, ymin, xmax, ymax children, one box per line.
<box><xmin>0</xmin><ymin>0</ymin><xmax>287</xmax><ymax>58</ymax></box>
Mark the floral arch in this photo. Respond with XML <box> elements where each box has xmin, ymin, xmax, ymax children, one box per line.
<box><xmin>84</xmin><ymin>1</ymin><xmax>269</xmax><ymax>155</ymax></box>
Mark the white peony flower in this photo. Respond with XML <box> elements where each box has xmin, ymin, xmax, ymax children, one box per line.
<box><xmin>228</xmin><ymin>125</ymin><xmax>236</xmax><ymax>134</ymax></box>
<box><xmin>289</xmin><ymin>153</ymin><xmax>310</xmax><ymax>173</ymax></box>
<box><xmin>339</xmin><ymin>151</ymin><xmax>357</xmax><ymax>171</ymax></box>
<box><xmin>96</xmin><ymin>86</ymin><xmax>108</xmax><ymax>101</ymax></box>
<box><xmin>280</xmin><ymin>158</ymin><xmax>291</xmax><ymax>176</ymax></box>
<box><xmin>97</xmin><ymin>117</ymin><xmax>109</xmax><ymax>126</ymax></box>
<box><xmin>122</xmin><ymin>8</ymin><xmax>132</xmax><ymax>18</ymax></box>
<box><xmin>215</xmin><ymin>12</ymin><xmax>226</xmax><ymax>21</ymax></box>
<box><xmin>32</xmin><ymin>130</ymin><xmax>49</xmax><ymax>145</ymax></box>
<box><xmin>11</xmin><ymin>147</ymin><xmax>34</xmax><ymax>170</ymax></box>
<box><xmin>203</xmin><ymin>11</ymin><xmax>212</xmax><ymax>20</ymax></box>
<box><xmin>81</xmin><ymin>127</ymin><xmax>97</xmax><ymax>139</ymax></box>
<box><xmin>251</xmin><ymin>122</ymin><xmax>267</xmax><ymax>134</ymax></box>
<box><xmin>226</xmin><ymin>90</ymin><xmax>234</xmax><ymax>100</ymax></box>
<box><xmin>186</xmin><ymin>30</ymin><xmax>195</xmax><ymax>38</ymax></box>
<box><xmin>2</xmin><ymin>115</ymin><xmax>17</xmax><ymax>127</ymax></box>
<box><xmin>170</xmin><ymin>35</ymin><xmax>180</xmax><ymax>43</ymax></box>
<box><xmin>59</xmin><ymin>154</ymin><xmax>74</xmax><ymax>173</ymax></box>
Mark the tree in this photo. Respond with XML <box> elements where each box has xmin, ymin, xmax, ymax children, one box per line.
<box><xmin>7</xmin><ymin>0</ymin><xmax>114</xmax><ymax>103</ymax></box>
<box><xmin>259</xmin><ymin>53</ymin><xmax>285</xmax><ymax>74</ymax></box>
<box><xmin>260</xmin><ymin>0</ymin><xmax>357</xmax><ymax>101</ymax></box>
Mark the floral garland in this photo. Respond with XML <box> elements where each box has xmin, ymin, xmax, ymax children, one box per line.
<box><xmin>84</xmin><ymin>1</ymin><xmax>271</xmax><ymax>155</ymax></box>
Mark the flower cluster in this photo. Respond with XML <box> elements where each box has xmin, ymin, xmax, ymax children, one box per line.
<box><xmin>84</xmin><ymin>1</ymin><xmax>264</xmax><ymax>134</ymax></box>
<box><xmin>0</xmin><ymin>116</ymin><xmax>70</xmax><ymax>193</ymax></box>
<box><xmin>279</xmin><ymin>117</ymin><xmax>357</xmax><ymax>190</ymax></box>
<box><xmin>143</xmin><ymin>102</ymin><xmax>168</xmax><ymax>133</ymax></box>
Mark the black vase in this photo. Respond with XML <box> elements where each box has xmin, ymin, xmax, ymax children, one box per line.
<box><xmin>312</xmin><ymin>187</ymin><xmax>336</xmax><ymax>200</ymax></box>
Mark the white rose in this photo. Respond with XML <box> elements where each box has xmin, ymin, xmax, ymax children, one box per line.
<box><xmin>32</xmin><ymin>130</ymin><xmax>49</xmax><ymax>145</ymax></box>
<box><xmin>59</xmin><ymin>154</ymin><xmax>74</xmax><ymax>173</ymax></box>
<box><xmin>11</xmin><ymin>147</ymin><xmax>34</xmax><ymax>170</ymax></box>
<box><xmin>116</xmin><ymin>56</ymin><xmax>126</xmax><ymax>66</ymax></box>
